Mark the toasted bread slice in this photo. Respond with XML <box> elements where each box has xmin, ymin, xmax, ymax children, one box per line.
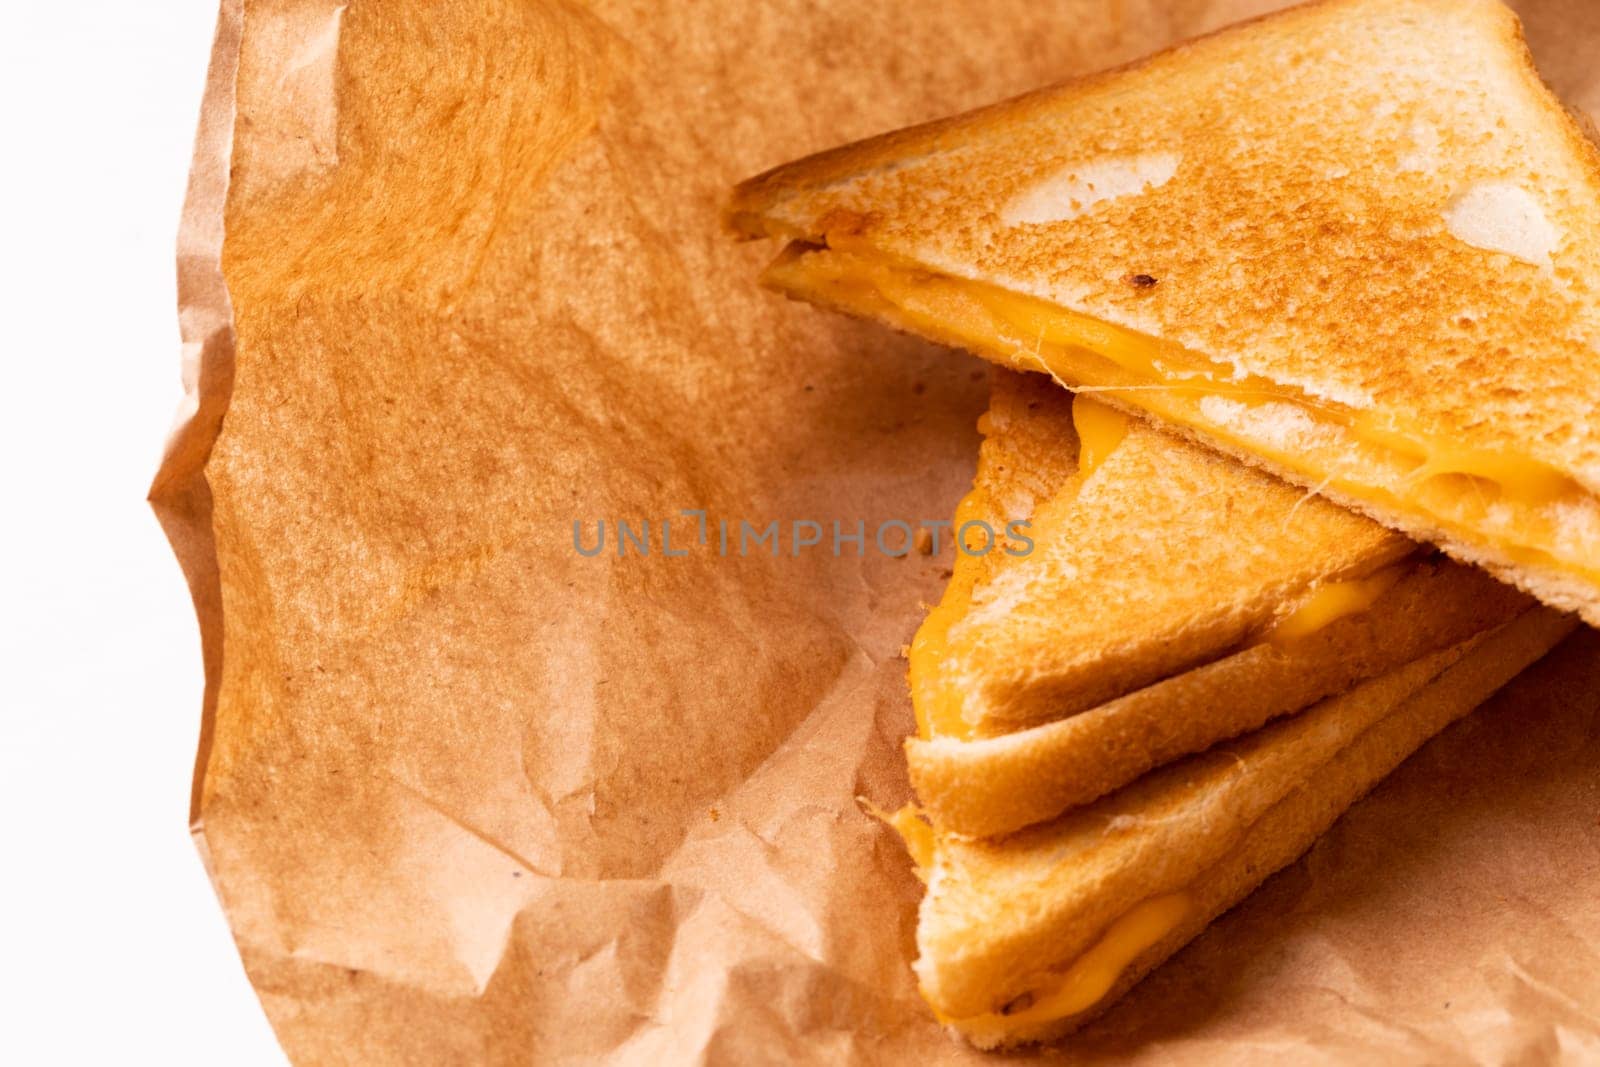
<box><xmin>909</xmin><ymin>371</ymin><xmax>1532</xmax><ymax>836</ymax></box>
<box><xmin>909</xmin><ymin>607</ymin><xmax>1575</xmax><ymax>1048</ymax></box>
<box><xmin>731</xmin><ymin>0</ymin><xmax>1600</xmax><ymax>624</ymax></box>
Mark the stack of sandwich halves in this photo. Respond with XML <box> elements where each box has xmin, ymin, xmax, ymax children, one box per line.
<box><xmin>729</xmin><ymin>0</ymin><xmax>1600</xmax><ymax>1048</ymax></box>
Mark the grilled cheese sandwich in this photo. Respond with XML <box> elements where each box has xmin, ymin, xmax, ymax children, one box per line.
<box><xmin>902</xmin><ymin>372</ymin><xmax>1532</xmax><ymax>836</ymax></box>
<box><xmin>906</xmin><ymin>608</ymin><xmax>1574</xmax><ymax>1047</ymax></box>
<box><xmin>731</xmin><ymin>0</ymin><xmax>1600</xmax><ymax>623</ymax></box>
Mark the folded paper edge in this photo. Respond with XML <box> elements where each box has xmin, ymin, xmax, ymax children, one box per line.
<box><xmin>147</xmin><ymin>0</ymin><xmax>242</xmax><ymax>851</ymax></box>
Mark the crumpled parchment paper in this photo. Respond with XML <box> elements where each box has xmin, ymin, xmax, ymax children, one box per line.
<box><xmin>152</xmin><ymin>1</ymin><xmax>1600</xmax><ymax>1062</ymax></box>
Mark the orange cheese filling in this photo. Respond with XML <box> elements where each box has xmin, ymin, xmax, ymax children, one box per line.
<box><xmin>934</xmin><ymin>892</ymin><xmax>1192</xmax><ymax>1032</ymax></box>
<box><xmin>776</xmin><ymin>246</ymin><xmax>1597</xmax><ymax>593</ymax></box>
<box><xmin>1072</xmin><ymin>394</ymin><xmax>1131</xmax><ymax>478</ymax></box>
<box><xmin>883</xmin><ymin>803</ymin><xmax>937</xmax><ymax>879</ymax></box>
<box><xmin>954</xmin><ymin>274</ymin><xmax>1572</xmax><ymax>507</ymax></box>
<box><xmin>877</xmin><ymin>806</ymin><xmax>1191</xmax><ymax>1028</ymax></box>
<box><xmin>907</xmin><ymin>455</ymin><xmax>998</xmax><ymax>740</ymax></box>
<box><xmin>1267</xmin><ymin>563</ymin><xmax>1409</xmax><ymax>645</ymax></box>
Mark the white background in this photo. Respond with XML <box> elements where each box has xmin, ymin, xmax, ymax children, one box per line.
<box><xmin>8</xmin><ymin>4</ymin><xmax>1590</xmax><ymax>1066</ymax></box>
<box><xmin>3</xmin><ymin>2</ymin><xmax>285</xmax><ymax>1063</ymax></box>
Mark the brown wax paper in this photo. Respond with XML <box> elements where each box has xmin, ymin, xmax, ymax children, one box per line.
<box><xmin>153</xmin><ymin>1</ymin><xmax>1600</xmax><ymax>1063</ymax></box>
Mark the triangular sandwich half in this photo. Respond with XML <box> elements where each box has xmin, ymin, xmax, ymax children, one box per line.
<box><xmin>901</xmin><ymin>605</ymin><xmax>1575</xmax><ymax>1048</ymax></box>
<box><xmin>909</xmin><ymin>371</ymin><xmax>1532</xmax><ymax>836</ymax></box>
<box><xmin>731</xmin><ymin>0</ymin><xmax>1600</xmax><ymax>624</ymax></box>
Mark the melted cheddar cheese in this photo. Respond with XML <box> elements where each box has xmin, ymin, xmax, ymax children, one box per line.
<box><xmin>874</xmin><ymin>802</ymin><xmax>1191</xmax><ymax>1029</ymax></box>
<box><xmin>1072</xmin><ymin>394</ymin><xmax>1131</xmax><ymax>478</ymax></box>
<box><xmin>884</xmin><ymin>803</ymin><xmax>937</xmax><ymax>879</ymax></box>
<box><xmin>935</xmin><ymin>893</ymin><xmax>1192</xmax><ymax>1032</ymax></box>
<box><xmin>1268</xmin><ymin>563</ymin><xmax>1410</xmax><ymax>644</ymax></box>
<box><xmin>782</xmin><ymin>246</ymin><xmax>1597</xmax><ymax>594</ymax></box>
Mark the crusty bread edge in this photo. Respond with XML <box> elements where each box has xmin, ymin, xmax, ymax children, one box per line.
<box><xmin>907</xmin><ymin>562</ymin><xmax>1532</xmax><ymax>837</ymax></box>
<box><xmin>727</xmin><ymin>0</ymin><xmax>1600</xmax><ymax>247</ymax></box>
